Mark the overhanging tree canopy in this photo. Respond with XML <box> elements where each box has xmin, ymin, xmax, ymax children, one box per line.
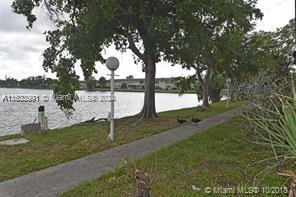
<box><xmin>12</xmin><ymin>0</ymin><xmax>183</xmax><ymax>118</ymax></box>
<box><xmin>12</xmin><ymin>0</ymin><xmax>263</xmax><ymax>114</ymax></box>
<box><xmin>165</xmin><ymin>0</ymin><xmax>262</xmax><ymax>107</ymax></box>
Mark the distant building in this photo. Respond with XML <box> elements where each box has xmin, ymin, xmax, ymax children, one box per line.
<box><xmin>155</xmin><ymin>78</ymin><xmax>177</xmax><ymax>90</ymax></box>
<box><xmin>78</xmin><ymin>78</ymin><xmax>177</xmax><ymax>90</ymax></box>
<box><xmin>105</xmin><ymin>78</ymin><xmax>177</xmax><ymax>90</ymax></box>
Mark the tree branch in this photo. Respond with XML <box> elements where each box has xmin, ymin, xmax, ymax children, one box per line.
<box><xmin>115</xmin><ymin>26</ymin><xmax>144</xmax><ymax>61</ymax></box>
<box><xmin>205</xmin><ymin>66</ymin><xmax>211</xmax><ymax>82</ymax></box>
<box><xmin>194</xmin><ymin>64</ymin><xmax>205</xmax><ymax>86</ymax></box>
<box><xmin>126</xmin><ymin>33</ymin><xmax>145</xmax><ymax>61</ymax></box>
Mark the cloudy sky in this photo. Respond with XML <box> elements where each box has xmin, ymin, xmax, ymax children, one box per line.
<box><xmin>0</xmin><ymin>0</ymin><xmax>294</xmax><ymax>80</ymax></box>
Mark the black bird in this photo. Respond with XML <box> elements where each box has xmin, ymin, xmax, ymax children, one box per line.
<box><xmin>177</xmin><ymin>116</ymin><xmax>187</xmax><ymax>125</ymax></box>
<box><xmin>191</xmin><ymin>116</ymin><xmax>202</xmax><ymax>124</ymax></box>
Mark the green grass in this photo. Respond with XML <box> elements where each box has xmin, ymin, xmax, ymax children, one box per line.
<box><xmin>0</xmin><ymin>101</ymin><xmax>240</xmax><ymax>182</ymax></box>
<box><xmin>61</xmin><ymin>116</ymin><xmax>292</xmax><ymax>197</ymax></box>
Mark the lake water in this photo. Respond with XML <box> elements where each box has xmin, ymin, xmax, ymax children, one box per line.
<box><xmin>0</xmin><ymin>88</ymin><xmax>199</xmax><ymax>136</ymax></box>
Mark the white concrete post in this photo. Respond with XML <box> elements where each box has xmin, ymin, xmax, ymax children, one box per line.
<box><xmin>106</xmin><ymin>57</ymin><xmax>119</xmax><ymax>142</ymax></box>
<box><xmin>38</xmin><ymin>106</ymin><xmax>48</xmax><ymax>132</ymax></box>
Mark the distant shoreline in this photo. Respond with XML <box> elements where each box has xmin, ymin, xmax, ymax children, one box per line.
<box><xmin>0</xmin><ymin>87</ymin><xmax>196</xmax><ymax>94</ymax></box>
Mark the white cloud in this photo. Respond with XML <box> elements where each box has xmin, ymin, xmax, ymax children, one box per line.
<box><xmin>256</xmin><ymin>0</ymin><xmax>294</xmax><ymax>31</ymax></box>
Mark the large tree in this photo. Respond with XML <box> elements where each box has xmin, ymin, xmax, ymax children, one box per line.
<box><xmin>213</xmin><ymin>19</ymin><xmax>295</xmax><ymax>101</ymax></box>
<box><xmin>12</xmin><ymin>0</ymin><xmax>184</xmax><ymax>118</ymax></box>
<box><xmin>271</xmin><ymin>19</ymin><xmax>296</xmax><ymax>78</ymax></box>
<box><xmin>166</xmin><ymin>0</ymin><xmax>262</xmax><ymax>107</ymax></box>
<box><xmin>230</xmin><ymin>19</ymin><xmax>296</xmax><ymax>84</ymax></box>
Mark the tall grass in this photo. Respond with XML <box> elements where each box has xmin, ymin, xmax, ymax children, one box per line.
<box><xmin>244</xmin><ymin>73</ymin><xmax>296</xmax><ymax>159</ymax></box>
<box><xmin>244</xmin><ymin>75</ymin><xmax>296</xmax><ymax>193</ymax></box>
<box><xmin>246</xmin><ymin>94</ymin><xmax>296</xmax><ymax>159</ymax></box>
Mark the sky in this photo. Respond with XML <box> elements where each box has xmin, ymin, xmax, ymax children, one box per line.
<box><xmin>0</xmin><ymin>0</ymin><xmax>295</xmax><ymax>81</ymax></box>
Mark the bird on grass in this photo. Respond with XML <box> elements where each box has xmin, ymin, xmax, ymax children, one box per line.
<box><xmin>191</xmin><ymin>116</ymin><xmax>202</xmax><ymax>124</ymax></box>
<box><xmin>177</xmin><ymin>116</ymin><xmax>187</xmax><ymax>125</ymax></box>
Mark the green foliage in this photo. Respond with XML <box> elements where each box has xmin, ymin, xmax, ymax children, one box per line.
<box><xmin>246</xmin><ymin>97</ymin><xmax>296</xmax><ymax>160</ymax></box>
<box><xmin>175</xmin><ymin>73</ymin><xmax>225</xmax><ymax>104</ymax></box>
<box><xmin>120</xmin><ymin>83</ymin><xmax>127</xmax><ymax>89</ymax></box>
<box><xmin>11</xmin><ymin>0</ymin><xmax>40</xmax><ymax>28</ymax></box>
<box><xmin>217</xmin><ymin>30</ymin><xmax>273</xmax><ymax>82</ymax></box>
<box><xmin>98</xmin><ymin>77</ymin><xmax>107</xmax><ymax>88</ymax></box>
<box><xmin>274</xmin><ymin>102</ymin><xmax>296</xmax><ymax>156</ymax></box>
<box><xmin>174</xmin><ymin>76</ymin><xmax>196</xmax><ymax>96</ymax></box>
<box><xmin>232</xmin><ymin>19</ymin><xmax>295</xmax><ymax>84</ymax></box>
<box><xmin>214</xmin><ymin>19</ymin><xmax>295</xmax><ymax>102</ymax></box>
<box><xmin>232</xmin><ymin>19</ymin><xmax>295</xmax><ymax>102</ymax></box>
<box><xmin>270</xmin><ymin>19</ymin><xmax>295</xmax><ymax>77</ymax></box>
<box><xmin>0</xmin><ymin>77</ymin><xmax>18</xmax><ymax>88</ymax></box>
<box><xmin>165</xmin><ymin>0</ymin><xmax>262</xmax><ymax>107</ymax></box>
<box><xmin>208</xmin><ymin>73</ymin><xmax>225</xmax><ymax>103</ymax></box>
<box><xmin>19</xmin><ymin>76</ymin><xmax>54</xmax><ymax>89</ymax></box>
<box><xmin>85</xmin><ymin>77</ymin><xmax>96</xmax><ymax>90</ymax></box>
<box><xmin>126</xmin><ymin>75</ymin><xmax>134</xmax><ymax>79</ymax></box>
<box><xmin>0</xmin><ymin>76</ymin><xmax>55</xmax><ymax>89</ymax></box>
<box><xmin>0</xmin><ymin>80</ymin><xmax>4</xmax><ymax>87</ymax></box>
<box><xmin>166</xmin><ymin>0</ymin><xmax>262</xmax><ymax>71</ymax></box>
<box><xmin>52</xmin><ymin>58</ymin><xmax>79</xmax><ymax>114</ymax></box>
<box><xmin>244</xmin><ymin>75</ymin><xmax>296</xmax><ymax>167</ymax></box>
<box><xmin>12</xmin><ymin>0</ymin><xmax>184</xmax><ymax>115</ymax></box>
<box><xmin>155</xmin><ymin>86</ymin><xmax>161</xmax><ymax>90</ymax></box>
<box><xmin>12</xmin><ymin>0</ymin><xmax>262</xmax><ymax>115</ymax></box>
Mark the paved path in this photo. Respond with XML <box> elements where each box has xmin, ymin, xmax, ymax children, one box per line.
<box><xmin>0</xmin><ymin>109</ymin><xmax>241</xmax><ymax>197</ymax></box>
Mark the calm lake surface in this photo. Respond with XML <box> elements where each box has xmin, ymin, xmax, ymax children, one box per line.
<box><xmin>0</xmin><ymin>88</ymin><xmax>199</xmax><ymax>136</ymax></box>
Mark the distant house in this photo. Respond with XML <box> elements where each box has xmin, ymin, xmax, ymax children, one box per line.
<box><xmin>105</xmin><ymin>78</ymin><xmax>177</xmax><ymax>90</ymax></box>
<box><xmin>155</xmin><ymin>78</ymin><xmax>177</xmax><ymax>90</ymax></box>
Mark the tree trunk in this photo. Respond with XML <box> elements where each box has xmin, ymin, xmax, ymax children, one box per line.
<box><xmin>138</xmin><ymin>54</ymin><xmax>157</xmax><ymax>118</ymax></box>
<box><xmin>230</xmin><ymin>81</ymin><xmax>235</xmax><ymax>102</ymax></box>
<box><xmin>202</xmin><ymin>68</ymin><xmax>211</xmax><ymax>107</ymax></box>
<box><xmin>202</xmin><ymin>80</ymin><xmax>210</xmax><ymax>107</ymax></box>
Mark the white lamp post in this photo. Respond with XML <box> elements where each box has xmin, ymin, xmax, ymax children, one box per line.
<box><xmin>106</xmin><ymin>57</ymin><xmax>119</xmax><ymax>142</ymax></box>
<box><xmin>226</xmin><ymin>78</ymin><xmax>231</xmax><ymax>108</ymax></box>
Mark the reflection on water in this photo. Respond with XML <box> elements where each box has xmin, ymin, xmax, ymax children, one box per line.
<box><xmin>0</xmin><ymin>88</ymin><xmax>199</xmax><ymax>136</ymax></box>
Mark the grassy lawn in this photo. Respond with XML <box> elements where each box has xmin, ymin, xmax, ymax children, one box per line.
<box><xmin>62</xmin><ymin>116</ymin><xmax>292</xmax><ymax>197</ymax></box>
<box><xmin>0</xmin><ymin>101</ymin><xmax>240</xmax><ymax>182</ymax></box>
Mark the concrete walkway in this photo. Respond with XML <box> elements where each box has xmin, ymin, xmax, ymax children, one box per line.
<box><xmin>0</xmin><ymin>109</ymin><xmax>241</xmax><ymax>197</ymax></box>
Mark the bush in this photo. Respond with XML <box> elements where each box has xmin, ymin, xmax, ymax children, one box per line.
<box><xmin>121</xmin><ymin>83</ymin><xmax>127</xmax><ymax>89</ymax></box>
<box><xmin>86</xmin><ymin>77</ymin><xmax>96</xmax><ymax>90</ymax></box>
<box><xmin>208</xmin><ymin>73</ymin><xmax>224</xmax><ymax>103</ymax></box>
<box><xmin>244</xmin><ymin>74</ymin><xmax>296</xmax><ymax>165</ymax></box>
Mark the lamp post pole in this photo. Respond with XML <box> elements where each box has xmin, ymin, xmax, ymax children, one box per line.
<box><xmin>106</xmin><ymin>57</ymin><xmax>119</xmax><ymax>142</ymax></box>
<box><xmin>109</xmin><ymin>69</ymin><xmax>115</xmax><ymax>141</ymax></box>
<box><xmin>226</xmin><ymin>78</ymin><xmax>231</xmax><ymax>109</ymax></box>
